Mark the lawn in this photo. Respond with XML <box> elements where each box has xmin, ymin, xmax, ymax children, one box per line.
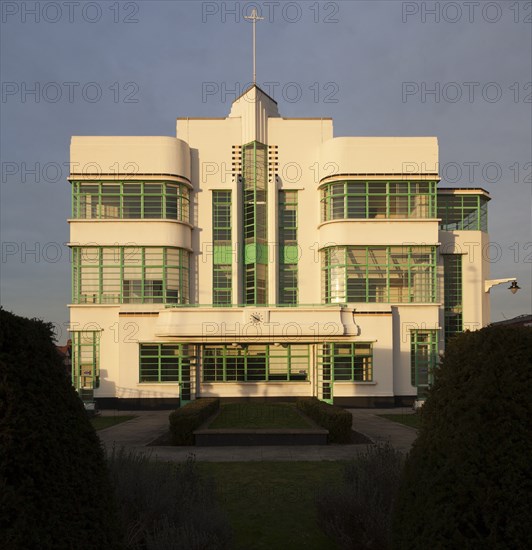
<box><xmin>200</xmin><ymin>461</ymin><xmax>343</xmax><ymax>550</ymax></box>
<box><xmin>208</xmin><ymin>402</ymin><xmax>313</xmax><ymax>430</ymax></box>
<box><xmin>378</xmin><ymin>413</ymin><xmax>421</xmax><ymax>429</ymax></box>
<box><xmin>90</xmin><ymin>415</ymin><xmax>137</xmax><ymax>431</ymax></box>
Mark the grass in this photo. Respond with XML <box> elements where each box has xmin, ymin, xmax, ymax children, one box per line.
<box><xmin>90</xmin><ymin>415</ymin><xmax>136</xmax><ymax>431</ymax></box>
<box><xmin>378</xmin><ymin>413</ymin><xmax>421</xmax><ymax>429</ymax></box>
<box><xmin>208</xmin><ymin>402</ymin><xmax>313</xmax><ymax>430</ymax></box>
<box><xmin>200</xmin><ymin>461</ymin><xmax>343</xmax><ymax>550</ymax></box>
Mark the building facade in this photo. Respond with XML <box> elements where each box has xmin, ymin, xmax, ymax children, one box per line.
<box><xmin>68</xmin><ymin>86</ymin><xmax>495</xmax><ymax>408</ymax></box>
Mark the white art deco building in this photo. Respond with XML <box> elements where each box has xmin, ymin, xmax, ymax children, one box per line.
<box><xmin>68</xmin><ymin>85</ymin><xmax>500</xmax><ymax>408</ymax></box>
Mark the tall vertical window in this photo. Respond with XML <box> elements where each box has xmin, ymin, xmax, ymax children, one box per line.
<box><xmin>72</xmin><ymin>247</ymin><xmax>189</xmax><ymax>304</ymax></box>
<box><xmin>71</xmin><ymin>331</ymin><xmax>100</xmax><ymax>400</ymax></box>
<box><xmin>279</xmin><ymin>191</ymin><xmax>298</xmax><ymax>305</ymax></box>
<box><xmin>212</xmin><ymin>191</ymin><xmax>232</xmax><ymax>305</ymax></box>
<box><xmin>443</xmin><ymin>255</ymin><xmax>463</xmax><ymax>343</ymax></box>
<box><xmin>322</xmin><ymin>246</ymin><xmax>437</xmax><ymax>304</ymax></box>
<box><xmin>411</xmin><ymin>330</ymin><xmax>438</xmax><ymax>398</ymax></box>
<box><xmin>243</xmin><ymin>141</ymin><xmax>268</xmax><ymax>305</ymax></box>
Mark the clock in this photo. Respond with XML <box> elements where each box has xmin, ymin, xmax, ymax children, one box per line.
<box><xmin>249</xmin><ymin>312</ymin><xmax>264</xmax><ymax>324</ymax></box>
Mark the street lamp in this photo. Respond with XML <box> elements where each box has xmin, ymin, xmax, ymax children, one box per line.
<box><xmin>508</xmin><ymin>281</ymin><xmax>521</xmax><ymax>294</ymax></box>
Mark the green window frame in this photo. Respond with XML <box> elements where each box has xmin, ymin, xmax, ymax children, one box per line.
<box><xmin>317</xmin><ymin>342</ymin><xmax>373</xmax><ymax>382</ymax></box>
<box><xmin>71</xmin><ymin>331</ymin><xmax>100</xmax><ymax>400</ymax></box>
<box><xmin>202</xmin><ymin>344</ymin><xmax>309</xmax><ymax>382</ymax></box>
<box><xmin>320</xmin><ymin>181</ymin><xmax>437</xmax><ymax>221</ymax></box>
<box><xmin>72</xmin><ymin>246</ymin><xmax>189</xmax><ymax>305</ymax></box>
<box><xmin>411</xmin><ymin>330</ymin><xmax>439</xmax><ymax>398</ymax></box>
<box><xmin>279</xmin><ymin>190</ymin><xmax>298</xmax><ymax>305</ymax></box>
<box><xmin>139</xmin><ymin>343</ymin><xmax>193</xmax><ymax>383</ymax></box>
<box><xmin>242</xmin><ymin>141</ymin><xmax>268</xmax><ymax>305</ymax></box>
<box><xmin>438</xmin><ymin>193</ymin><xmax>488</xmax><ymax>231</ymax></box>
<box><xmin>322</xmin><ymin>246</ymin><xmax>437</xmax><ymax>304</ymax></box>
<box><xmin>212</xmin><ymin>191</ymin><xmax>232</xmax><ymax>306</ymax></box>
<box><xmin>71</xmin><ymin>181</ymin><xmax>190</xmax><ymax>222</ymax></box>
<box><xmin>443</xmin><ymin>255</ymin><xmax>463</xmax><ymax>343</ymax></box>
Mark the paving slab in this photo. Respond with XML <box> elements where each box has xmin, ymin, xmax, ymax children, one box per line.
<box><xmin>97</xmin><ymin>407</ymin><xmax>419</xmax><ymax>461</ymax></box>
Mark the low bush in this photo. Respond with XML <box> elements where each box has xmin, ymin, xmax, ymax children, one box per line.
<box><xmin>107</xmin><ymin>448</ymin><xmax>231</xmax><ymax>549</ymax></box>
<box><xmin>316</xmin><ymin>442</ymin><xmax>404</xmax><ymax>549</ymax></box>
<box><xmin>169</xmin><ymin>398</ymin><xmax>220</xmax><ymax>445</ymax></box>
<box><xmin>296</xmin><ymin>397</ymin><xmax>352</xmax><ymax>443</ymax></box>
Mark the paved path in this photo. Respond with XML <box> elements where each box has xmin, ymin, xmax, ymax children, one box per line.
<box><xmin>98</xmin><ymin>407</ymin><xmax>418</xmax><ymax>462</ymax></box>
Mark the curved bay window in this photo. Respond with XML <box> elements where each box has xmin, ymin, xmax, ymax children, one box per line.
<box><xmin>72</xmin><ymin>181</ymin><xmax>190</xmax><ymax>222</ymax></box>
<box><xmin>320</xmin><ymin>181</ymin><xmax>437</xmax><ymax>221</ymax></box>
<box><xmin>72</xmin><ymin>246</ymin><xmax>189</xmax><ymax>304</ymax></box>
<box><xmin>322</xmin><ymin>246</ymin><xmax>437</xmax><ymax>303</ymax></box>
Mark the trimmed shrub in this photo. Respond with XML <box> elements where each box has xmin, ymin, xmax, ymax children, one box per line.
<box><xmin>107</xmin><ymin>448</ymin><xmax>231</xmax><ymax>549</ymax></box>
<box><xmin>317</xmin><ymin>442</ymin><xmax>404</xmax><ymax>549</ymax></box>
<box><xmin>392</xmin><ymin>326</ymin><xmax>532</xmax><ymax>549</ymax></box>
<box><xmin>0</xmin><ymin>308</ymin><xmax>122</xmax><ymax>549</ymax></box>
<box><xmin>169</xmin><ymin>398</ymin><xmax>220</xmax><ymax>445</ymax></box>
<box><xmin>296</xmin><ymin>397</ymin><xmax>352</xmax><ymax>443</ymax></box>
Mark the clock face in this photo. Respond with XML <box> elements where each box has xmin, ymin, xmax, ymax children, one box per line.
<box><xmin>249</xmin><ymin>312</ymin><xmax>263</xmax><ymax>324</ymax></box>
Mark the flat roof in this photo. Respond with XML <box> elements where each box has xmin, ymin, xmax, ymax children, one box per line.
<box><xmin>438</xmin><ymin>187</ymin><xmax>491</xmax><ymax>198</ymax></box>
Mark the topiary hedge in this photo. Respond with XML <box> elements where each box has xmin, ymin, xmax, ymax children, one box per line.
<box><xmin>392</xmin><ymin>326</ymin><xmax>532</xmax><ymax>549</ymax></box>
<box><xmin>169</xmin><ymin>398</ymin><xmax>220</xmax><ymax>445</ymax></box>
<box><xmin>0</xmin><ymin>308</ymin><xmax>122</xmax><ymax>549</ymax></box>
<box><xmin>296</xmin><ymin>397</ymin><xmax>352</xmax><ymax>443</ymax></box>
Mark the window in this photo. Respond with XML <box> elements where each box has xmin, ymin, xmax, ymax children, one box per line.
<box><xmin>202</xmin><ymin>344</ymin><xmax>309</xmax><ymax>382</ymax></box>
<box><xmin>318</xmin><ymin>343</ymin><xmax>373</xmax><ymax>382</ymax></box>
<box><xmin>72</xmin><ymin>247</ymin><xmax>189</xmax><ymax>305</ymax></box>
<box><xmin>443</xmin><ymin>255</ymin><xmax>463</xmax><ymax>343</ymax></box>
<box><xmin>321</xmin><ymin>181</ymin><xmax>437</xmax><ymax>221</ymax></box>
<box><xmin>279</xmin><ymin>191</ymin><xmax>298</xmax><ymax>305</ymax></box>
<box><xmin>72</xmin><ymin>181</ymin><xmax>190</xmax><ymax>222</ymax></box>
<box><xmin>212</xmin><ymin>191</ymin><xmax>232</xmax><ymax>305</ymax></box>
<box><xmin>139</xmin><ymin>343</ymin><xmax>193</xmax><ymax>383</ymax></box>
<box><xmin>438</xmin><ymin>193</ymin><xmax>488</xmax><ymax>231</ymax></box>
<box><xmin>213</xmin><ymin>265</ymin><xmax>232</xmax><ymax>306</ymax></box>
<box><xmin>242</xmin><ymin>141</ymin><xmax>268</xmax><ymax>305</ymax></box>
<box><xmin>322</xmin><ymin>246</ymin><xmax>437</xmax><ymax>304</ymax></box>
<box><xmin>71</xmin><ymin>331</ymin><xmax>100</xmax><ymax>399</ymax></box>
<box><xmin>411</xmin><ymin>330</ymin><xmax>438</xmax><ymax>398</ymax></box>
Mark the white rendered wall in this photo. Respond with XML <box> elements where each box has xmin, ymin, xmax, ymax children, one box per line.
<box><xmin>69</xmin><ymin>220</ymin><xmax>192</xmax><ymax>251</ymax></box>
<box><xmin>318</xmin><ymin>137</ymin><xmax>439</xmax><ymax>177</ymax></box>
<box><xmin>439</xmin><ymin>230</ymin><xmax>490</xmax><ymax>331</ymax></box>
<box><xmin>391</xmin><ymin>305</ymin><xmax>441</xmax><ymax>396</ymax></box>
<box><xmin>70</xmin><ymin>136</ymin><xmax>190</xmax><ymax>180</ymax></box>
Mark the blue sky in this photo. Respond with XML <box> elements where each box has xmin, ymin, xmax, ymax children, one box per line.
<box><xmin>1</xmin><ymin>1</ymin><xmax>531</xmax><ymax>342</ymax></box>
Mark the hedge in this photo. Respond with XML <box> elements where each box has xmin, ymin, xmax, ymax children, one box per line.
<box><xmin>296</xmin><ymin>397</ymin><xmax>352</xmax><ymax>443</ymax></box>
<box><xmin>392</xmin><ymin>326</ymin><xmax>532</xmax><ymax>549</ymax></box>
<box><xmin>169</xmin><ymin>398</ymin><xmax>220</xmax><ymax>445</ymax></box>
<box><xmin>0</xmin><ymin>308</ymin><xmax>122</xmax><ymax>549</ymax></box>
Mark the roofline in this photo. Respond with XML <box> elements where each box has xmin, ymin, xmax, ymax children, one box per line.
<box><xmin>234</xmin><ymin>84</ymin><xmax>278</xmax><ymax>105</ymax></box>
<box><xmin>176</xmin><ymin>117</ymin><xmax>226</xmax><ymax>120</ymax></box>
<box><xmin>438</xmin><ymin>187</ymin><xmax>491</xmax><ymax>198</ymax></box>
<box><xmin>279</xmin><ymin>117</ymin><xmax>334</xmax><ymax>121</ymax></box>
